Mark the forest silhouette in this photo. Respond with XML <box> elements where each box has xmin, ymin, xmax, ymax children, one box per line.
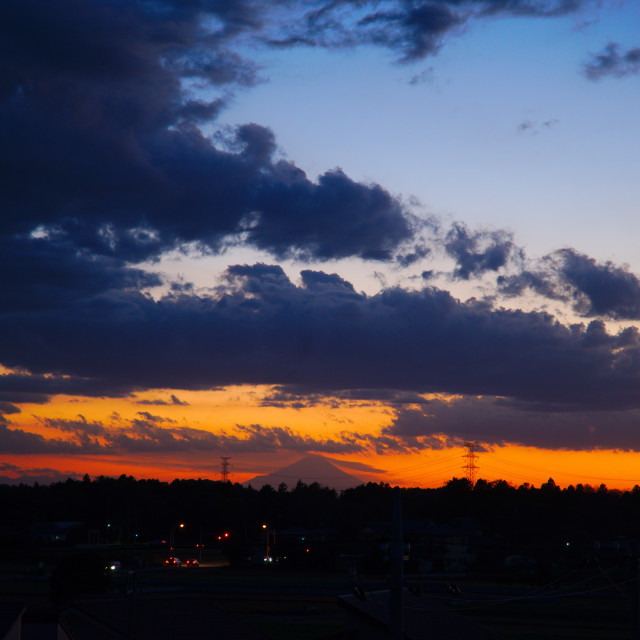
<box><xmin>3</xmin><ymin>475</ymin><xmax>639</xmax><ymax>564</ymax></box>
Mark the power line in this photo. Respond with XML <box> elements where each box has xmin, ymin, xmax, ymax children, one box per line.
<box><xmin>483</xmin><ymin>452</ymin><xmax>640</xmax><ymax>485</ymax></box>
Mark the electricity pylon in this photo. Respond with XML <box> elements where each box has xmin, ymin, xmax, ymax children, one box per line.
<box><xmin>463</xmin><ymin>442</ymin><xmax>478</xmax><ymax>485</ymax></box>
<box><xmin>220</xmin><ymin>457</ymin><xmax>231</xmax><ymax>483</ymax></box>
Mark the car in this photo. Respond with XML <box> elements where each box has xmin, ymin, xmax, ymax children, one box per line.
<box><xmin>185</xmin><ymin>558</ymin><xmax>199</xmax><ymax>567</ymax></box>
<box><xmin>105</xmin><ymin>561</ymin><xmax>121</xmax><ymax>573</ymax></box>
<box><xmin>165</xmin><ymin>556</ymin><xmax>181</xmax><ymax>567</ymax></box>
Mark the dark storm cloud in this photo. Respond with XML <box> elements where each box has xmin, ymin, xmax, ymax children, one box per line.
<box><xmin>4</xmin><ymin>264</ymin><xmax>640</xmax><ymax>414</ymax></box>
<box><xmin>445</xmin><ymin>223</ymin><xmax>521</xmax><ymax>279</ymax></box>
<box><xmin>0</xmin><ymin>391</ymin><xmax>50</xmax><ymax>405</ymax></box>
<box><xmin>0</xmin><ymin>0</ymin><xmax>596</xmax><ymax>273</ymax></box>
<box><xmin>0</xmin><ymin>0</ymin><xmax>628</xmax><ymax>457</ymax></box>
<box><xmin>0</xmin><ymin>0</ymin><xmax>415</xmax><ymax>267</ymax></box>
<box><xmin>583</xmin><ymin>42</ymin><xmax>640</xmax><ymax>81</ymax></box>
<box><xmin>499</xmin><ymin>249</ymin><xmax>640</xmax><ymax>320</ymax></box>
<box><xmin>0</xmin><ymin>0</ymin><xmax>603</xmax><ymax>380</ymax></box>
<box><xmin>242</xmin><ymin>163</ymin><xmax>415</xmax><ymax>261</ymax></box>
<box><xmin>383</xmin><ymin>396</ymin><xmax>640</xmax><ymax>451</ymax></box>
<box><xmin>553</xmin><ymin>249</ymin><xmax>640</xmax><ymax>319</ymax></box>
<box><xmin>0</xmin><ymin>372</ymin><xmax>140</xmax><ymax>402</ymax></box>
<box><xmin>0</xmin><ymin>236</ymin><xmax>162</xmax><ymax>313</ymax></box>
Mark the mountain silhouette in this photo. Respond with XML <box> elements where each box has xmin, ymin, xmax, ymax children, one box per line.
<box><xmin>244</xmin><ymin>455</ymin><xmax>363</xmax><ymax>490</ymax></box>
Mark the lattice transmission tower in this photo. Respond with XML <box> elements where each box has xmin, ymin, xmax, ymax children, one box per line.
<box><xmin>463</xmin><ymin>442</ymin><xmax>478</xmax><ymax>485</ymax></box>
<box><xmin>220</xmin><ymin>457</ymin><xmax>231</xmax><ymax>483</ymax></box>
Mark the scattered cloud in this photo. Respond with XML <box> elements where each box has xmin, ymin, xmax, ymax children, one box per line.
<box><xmin>0</xmin><ymin>423</ymin><xmax>90</xmax><ymax>454</ymax></box>
<box><xmin>583</xmin><ymin>42</ymin><xmax>640</xmax><ymax>80</ymax></box>
<box><xmin>409</xmin><ymin>67</ymin><xmax>435</xmax><ymax>85</ymax></box>
<box><xmin>265</xmin><ymin>0</ymin><xmax>595</xmax><ymax>62</ymax></box>
<box><xmin>517</xmin><ymin>118</ymin><xmax>559</xmax><ymax>135</ymax></box>
<box><xmin>0</xmin><ymin>467</ymin><xmax>83</xmax><ymax>485</ymax></box>
<box><xmin>0</xmin><ymin>402</ymin><xmax>21</xmax><ymax>417</ymax></box>
<box><xmin>383</xmin><ymin>396</ymin><xmax>640</xmax><ymax>452</ymax></box>
<box><xmin>136</xmin><ymin>394</ymin><xmax>191</xmax><ymax>407</ymax></box>
<box><xmin>445</xmin><ymin>223</ymin><xmax>521</xmax><ymax>280</ymax></box>
<box><xmin>1</xmin><ymin>0</ymin><xmax>637</xmax><ymax>466</ymax></box>
<box><xmin>260</xmin><ymin>385</ymin><xmax>432</xmax><ymax>410</ymax></box>
<box><xmin>2</xmin><ymin>1</ymin><xmax>420</xmax><ymax>272</ymax></box>
<box><xmin>327</xmin><ymin>458</ymin><xmax>387</xmax><ymax>474</ymax></box>
<box><xmin>3</xmin><ymin>414</ymin><xmax>416</xmax><ymax>457</ymax></box>
<box><xmin>3</xmin><ymin>263</ymin><xmax>640</xmax><ymax>414</ymax></box>
<box><xmin>499</xmin><ymin>249</ymin><xmax>640</xmax><ymax>319</ymax></box>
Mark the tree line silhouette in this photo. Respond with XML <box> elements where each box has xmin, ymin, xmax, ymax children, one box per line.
<box><xmin>2</xmin><ymin>475</ymin><xmax>640</xmax><ymax>555</ymax></box>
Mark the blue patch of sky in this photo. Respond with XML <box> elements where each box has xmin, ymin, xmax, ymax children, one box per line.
<box><xmin>207</xmin><ymin>3</ymin><xmax>639</xmax><ymax>272</ymax></box>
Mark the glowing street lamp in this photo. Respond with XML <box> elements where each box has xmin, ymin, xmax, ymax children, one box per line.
<box><xmin>262</xmin><ymin>524</ymin><xmax>275</xmax><ymax>563</ymax></box>
<box><xmin>169</xmin><ymin>523</ymin><xmax>185</xmax><ymax>551</ymax></box>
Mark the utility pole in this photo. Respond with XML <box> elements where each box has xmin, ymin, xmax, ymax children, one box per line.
<box><xmin>220</xmin><ymin>457</ymin><xmax>231</xmax><ymax>483</ymax></box>
<box><xmin>389</xmin><ymin>487</ymin><xmax>404</xmax><ymax>640</ymax></box>
<box><xmin>463</xmin><ymin>441</ymin><xmax>478</xmax><ymax>485</ymax></box>
<box><xmin>631</xmin><ymin>542</ymin><xmax>640</xmax><ymax>640</ymax></box>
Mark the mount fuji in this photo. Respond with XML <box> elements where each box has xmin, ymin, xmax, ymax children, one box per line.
<box><xmin>244</xmin><ymin>455</ymin><xmax>364</xmax><ymax>491</ymax></box>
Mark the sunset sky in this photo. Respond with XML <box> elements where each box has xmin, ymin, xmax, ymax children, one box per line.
<box><xmin>2</xmin><ymin>0</ymin><xmax>640</xmax><ymax>489</ymax></box>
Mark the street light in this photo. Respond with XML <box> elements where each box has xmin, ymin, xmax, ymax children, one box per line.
<box><xmin>262</xmin><ymin>524</ymin><xmax>275</xmax><ymax>563</ymax></box>
<box><xmin>169</xmin><ymin>523</ymin><xmax>185</xmax><ymax>551</ymax></box>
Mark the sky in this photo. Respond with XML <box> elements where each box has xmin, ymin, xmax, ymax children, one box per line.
<box><xmin>2</xmin><ymin>0</ymin><xmax>640</xmax><ymax>489</ymax></box>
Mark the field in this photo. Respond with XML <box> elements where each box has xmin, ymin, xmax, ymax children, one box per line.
<box><xmin>0</xmin><ymin>549</ymin><xmax>634</xmax><ymax>640</ymax></box>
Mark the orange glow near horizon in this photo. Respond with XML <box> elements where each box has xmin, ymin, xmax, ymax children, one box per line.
<box><xmin>10</xmin><ymin>386</ymin><xmax>395</xmax><ymax>436</ymax></box>
<box><xmin>4</xmin><ymin>386</ymin><xmax>640</xmax><ymax>490</ymax></box>
<box><xmin>5</xmin><ymin>446</ymin><xmax>640</xmax><ymax>491</ymax></box>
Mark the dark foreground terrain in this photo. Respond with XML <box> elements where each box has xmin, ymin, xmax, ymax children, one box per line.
<box><xmin>0</xmin><ymin>552</ymin><xmax>634</xmax><ymax>640</ymax></box>
<box><xmin>2</xmin><ymin>475</ymin><xmax>640</xmax><ymax>638</ymax></box>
